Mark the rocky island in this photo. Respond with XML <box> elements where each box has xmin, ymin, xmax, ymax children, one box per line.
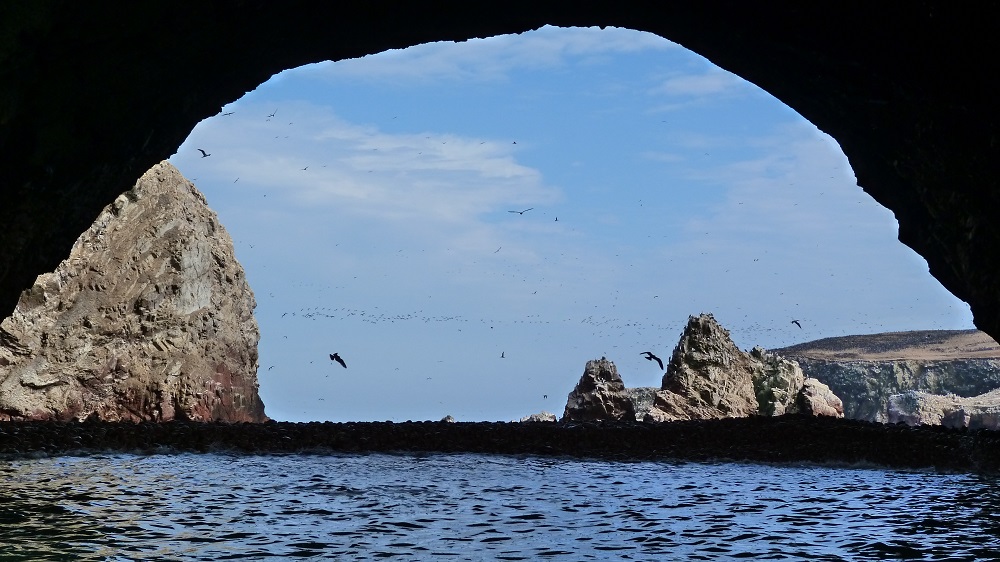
<box><xmin>561</xmin><ymin>314</ymin><xmax>843</xmax><ymax>423</ymax></box>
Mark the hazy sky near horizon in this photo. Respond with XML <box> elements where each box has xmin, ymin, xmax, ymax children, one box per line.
<box><xmin>169</xmin><ymin>26</ymin><xmax>974</xmax><ymax>423</ymax></box>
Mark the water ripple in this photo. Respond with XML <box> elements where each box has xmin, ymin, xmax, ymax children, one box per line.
<box><xmin>1</xmin><ymin>453</ymin><xmax>999</xmax><ymax>560</ymax></box>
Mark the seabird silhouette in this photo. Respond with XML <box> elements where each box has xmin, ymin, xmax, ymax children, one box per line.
<box><xmin>501</xmin><ymin>351</ymin><xmax>505</xmax><ymax>358</ymax></box>
<box><xmin>791</xmin><ymin>319</ymin><xmax>802</xmax><ymax>329</ymax></box>
<box><xmin>508</xmin><ymin>208</ymin><xmax>533</xmax><ymax>215</ymax></box>
<box><xmin>329</xmin><ymin>353</ymin><xmax>347</xmax><ymax>368</ymax></box>
<box><xmin>221</xmin><ymin>112</ymin><xmax>234</xmax><ymax>116</ymax></box>
<box><xmin>197</xmin><ymin>149</ymin><xmax>210</xmax><ymax>158</ymax></box>
<box><xmin>641</xmin><ymin>351</ymin><xmax>664</xmax><ymax>370</ymax></box>
<box><xmin>267</xmin><ymin>109</ymin><xmax>277</xmax><ymax>118</ymax></box>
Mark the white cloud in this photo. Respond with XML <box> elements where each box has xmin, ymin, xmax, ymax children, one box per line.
<box><xmin>652</xmin><ymin>71</ymin><xmax>739</xmax><ymax>96</ymax></box>
<box><xmin>306</xmin><ymin>25</ymin><xmax>673</xmax><ymax>83</ymax></box>
<box><xmin>177</xmin><ymin>102</ymin><xmax>560</xmax><ymax>227</ymax></box>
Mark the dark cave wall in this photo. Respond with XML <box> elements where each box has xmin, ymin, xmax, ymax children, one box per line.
<box><xmin>1</xmin><ymin>2</ymin><xmax>998</xmax><ymax>337</ymax></box>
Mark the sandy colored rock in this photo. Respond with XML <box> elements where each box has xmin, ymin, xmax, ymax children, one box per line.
<box><xmin>888</xmin><ymin>389</ymin><xmax>1000</xmax><ymax>430</ymax></box>
<box><xmin>644</xmin><ymin>314</ymin><xmax>759</xmax><ymax>422</ymax></box>
<box><xmin>0</xmin><ymin>161</ymin><xmax>266</xmax><ymax>422</ymax></box>
<box><xmin>519</xmin><ymin>411</ymin><xmax>557</xmax><ymax>423</ymax></box>
<box><xmin>797</xmin><ymin>378</ymin><xmax>844</xmax><ymax>418</ymax></box>
<box><xmin>562</xmin><ymin>358</ymin><xmax>636</xmax><ymax>422</ymax></box>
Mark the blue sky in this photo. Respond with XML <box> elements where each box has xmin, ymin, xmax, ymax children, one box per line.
<box><xmin>169</xmin><ymin>26</ymin><xmax>974</xmax><ymax>423</ymax></box>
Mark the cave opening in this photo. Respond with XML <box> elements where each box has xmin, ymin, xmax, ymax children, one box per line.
<box><xmin>166</xmin><ymin>26</ymin><xmax>973</xmax><ymax>423</ymax></box>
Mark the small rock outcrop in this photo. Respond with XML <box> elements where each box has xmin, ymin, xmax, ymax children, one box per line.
<box><xmin>0</xmin><ymin>161</ymin><xmax>266</xmax><ymax>422</ymax></box>
<box><xmin>797</xmin><ymin>378</ymin><xmax>844</xmax><ymax>418</ymax></box>
<box><xmin>644</xmin><ymin>314</ymin><xmax>759</xmax><ymax>422</ymax></box>
<box><xmin>888</xmin><ymin>389</ymin><xmax>1000</xmax><ymax>430</ymax></box>
<box><xmin>562</xmin><ymin>358</ymin><xmax>636</xmax><ymax>422</ymax></box>
<box><xmin>520</xmin><ymin>411</ymin><xmax>557</xmax><ymax>423</ymax></box>
<box><xmin>749</xmin><ymin>346</ymin><xmax>805</xmax><ymax>416</ymax></box>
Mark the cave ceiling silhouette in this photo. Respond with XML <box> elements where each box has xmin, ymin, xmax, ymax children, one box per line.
<box><xmin>1</xmin><ymin>2</ymin><xmax>997</xmax><ymax>341</ymax></box>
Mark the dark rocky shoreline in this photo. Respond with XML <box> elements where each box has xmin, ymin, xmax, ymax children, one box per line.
<box><xmin>2</xmin><ymin>415</ymin><xmax>1000</xmax><ymax>473</ymax></box>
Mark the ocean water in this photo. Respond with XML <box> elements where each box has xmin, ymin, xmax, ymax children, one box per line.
<box><xmin>1</xmin><ymin>453</ymin><xmax>999</xmax><ymax>561</ymax></box>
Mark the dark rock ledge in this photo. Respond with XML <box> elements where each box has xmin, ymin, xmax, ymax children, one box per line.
<box><xmin>2</xmin><ymin>417</ymin><xmax>999</xmax><ymax>474</ymax></box>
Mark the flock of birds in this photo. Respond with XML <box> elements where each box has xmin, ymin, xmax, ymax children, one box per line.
<box><xmin>269</xmin><ymin>300</ymin><xmax>811</xmax><ymax>378</ymax></box>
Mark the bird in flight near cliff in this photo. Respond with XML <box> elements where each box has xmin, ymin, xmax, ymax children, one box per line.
<box><xmin>197</xmin><ymin>149</ymin><xmax>211</xmax><ymax>158</ymax></box>
<box><xmin>329</xmin><ymin>353</ymin><xmax>347</xmax><ymax>369</ymax></box>
<box><xmin>791</xmin><ymin>319</ymin><xmax>802</xmax><ymax>329</ymax></box>
<box><xmin>508</xmin><ymin>208</ymin><xmax>533</xmax><ymax>215</ymax></box>
<box><xmin>641</xmin><ymin>351</ymin><xmax>664</xmax><ymax>370</ymax></box>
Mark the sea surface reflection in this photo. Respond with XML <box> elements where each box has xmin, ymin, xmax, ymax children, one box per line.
<box><xmin>1</xmin><ymin>453</ymin><xmax>999</xmax><ymax>560</ymax></box>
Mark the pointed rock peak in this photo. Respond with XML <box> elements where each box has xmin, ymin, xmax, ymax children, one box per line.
<box><xmin>0</xmin><ymin>161</ymin><xmax>266</xmax><ymax>422</ymax></box>
<box><xmin>664</xmin><ymin>313</ymin><xmax>744</xmax><ymax>385</ymax></box>
<box><xmin>562</xmin><ymin>358</ymin><xmax>636</xmax><ymax>422</ymax></box>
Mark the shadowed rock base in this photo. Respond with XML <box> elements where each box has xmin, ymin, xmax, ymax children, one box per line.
<box><xmin>2</xmin><ymin>417</ymin><xmax>998</xmax><ymax>473</ymax></box>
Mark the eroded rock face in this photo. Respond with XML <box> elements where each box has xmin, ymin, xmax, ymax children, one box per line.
<box><xmin>0</xmin><ymin>162</ymin><xmax>266</xmax><ymax>422</ymax></box>
<box><xmin>888</xmin><ymin>389</ymin><xmax>1000</xmax><ymax>430</ymax></box>
<box><xmin>644</xmin><ymin>314</ymin><xmax>759</xmax><ymax>422</ymax></box>
<box><xmin>797</xmin><ymin>378</ymin><xmax>844</xmax><ymax>418</ymax></box>
<box><xmin>562</xmin><ymin>358</ymin><xmax>636</xmax><ymax>422</ymax></box>
<box><xmin>625</xmin><ymin>387</ymin><xmax>658</xmax><ymax>421</ymax></box>
<box><xmin>749</xmin><ymin>346</ymin><xmax>806</xmax><ymax>416</ymax></box>
<box><xmin>777</xmin><ymin>331</ymin><xmax>1000</xmax><ymax>422</ymax></box>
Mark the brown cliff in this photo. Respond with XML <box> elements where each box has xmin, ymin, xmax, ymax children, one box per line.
<box><xmin>0</xmin><ymin>162</ymin><xmax>266</xmax><ymax>422</ymax></box>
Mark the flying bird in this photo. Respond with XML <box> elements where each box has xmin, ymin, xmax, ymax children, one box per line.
<box><xmin>197</xmin><ymin>149</ymin><xmax>210</xmax><ymax>158</ymax></box>
<box><xmin>508</xmin><ymin>208</ymin><xmax>533</xmax><ymax>215</ymax></box>
<box><xmin>329</xmin><ymin>353</ymin><xmax>347</xmax><ymax>368</ymax></box>
<box><xmin>267</xmin><ymin>109</ymin><xmax>277</xmax><ymax>118</ymax></box>
<box><xmin>641</xmin><ymin>351</ymin><xmax>664</xmax><ymax>370</ymax></box>
<box><xmin>221</xmin><ymin>112</ymin><xmax>234</xmax><ymax>116</ymax></box>
<box><xmin>791</xmin><ymin>319</ymin><xmax>802</xmax><ymax>329</ymax></box>
<box><xmin>501</xmin><ymin>351</ymin><xmax>505</xmax><ymax>358</ymax></box>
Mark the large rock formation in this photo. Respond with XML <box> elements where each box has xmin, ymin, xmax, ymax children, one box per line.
<box><xmin>641</xmin><ymin>314</ymin><xmax>843</xmax><ymax>422</ymax></box>
<box><xmin>644</xmin><ymin>314</ymin><xmax>759</xmax><ymax>422</ymax></box>
<box><xmin>0</xmin><ymin>162</ymin><xmax>266</xmax><ymax>422</ymax></box>
<box><xmin>776</xmin><ymin>330</ymin><xmax>1000</xmax><ymax>422</ymax></box>
<box><xmin>562</xmin><ymin>358</ymin><xmax>636</xmax><ymax>422</ymax></box>
<box><xmin>888</xmin><ymin>389</ymin><xmax>1000</xmax><ymax>431</ymax></box>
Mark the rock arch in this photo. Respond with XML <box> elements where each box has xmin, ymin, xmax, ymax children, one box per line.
<box><xmin>2</xmin><ymin>3</ymin><xmax>998</xmax><ymax>339</ymax></box>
